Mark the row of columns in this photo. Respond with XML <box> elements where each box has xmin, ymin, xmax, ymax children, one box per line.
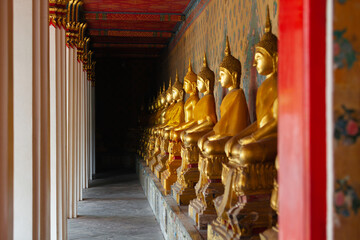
<box><xmin>0</xmin><ymin>0</ymin><xmax>96</xmax><ymax>239</ymax></box>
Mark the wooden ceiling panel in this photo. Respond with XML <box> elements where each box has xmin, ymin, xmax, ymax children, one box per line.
<box><xmin>83</xmin><ymin>0</ymin><xmax>195</xmax><ymax>58</ymax></box>
<box><xmin>83</xmin><ymin>0</ymin><xmax>192</xmax><ymax>13</ymax></box>
<box><xmin>87</xmin><ymin>20</ymin><xmax>179</xmax><ymax>31</ymax></box>
<box><xmin>91</xmin><ymin>36</ymin><xmax>169</xmax><ymax>44</ymax></box>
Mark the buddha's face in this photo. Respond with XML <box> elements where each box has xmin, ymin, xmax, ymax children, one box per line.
<box><xmin>219</xmin><ymin>68</ymin><xmax>232</xmax><ymax>88</ymax></box>
<box><xmin>172</xmin><ymin>88</ymin><xmax>180</xmax><ymax>101</ymax></box>
<box><xmin>166</xmin><ymin>91</ymin><xmax>173</xmax><ymax>103</ymax></box>
<box><xmin>197</xmin><ymin>77</ymin><xmax>206</xmax><ymax>93</ymax></box>
<box><xmin>183</xmin><ymin>80</ymin><xmax>192</xmax><ymax>94</ymax></box>
<box><xmin>254</xmin><ymin>48</ymin><xmax>273</xmax><ymax>76</ymax></box>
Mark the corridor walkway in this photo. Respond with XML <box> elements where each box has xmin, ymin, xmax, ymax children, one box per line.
<box><xmin>68</xmin><ymin>174</ymin><xmax>164</xmax><ymax>240</ymax></box>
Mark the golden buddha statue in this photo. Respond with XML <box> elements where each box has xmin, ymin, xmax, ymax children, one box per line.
<box><xmin>171</xmin><ymin>53</ymin><xmax>217</xmax><ymax>206</ymax></box>
<box><xmin>161</xmin><ymin>63</ymin><xmax>199</xmax><ymax>192</ymax></box>
<box><xmin>148</xmin><ymin>82</ymin><xmax>170</xmax><ymax>170</ymax></box>
<box><xmin>154</xmin><ymin>73</ymin><xmax>185</xmax><ymax>179</ymax></box>
<box><xmin>188</xmin><ymin>37</ymin><xmax>250</xmax><ymax>230</ymax></box>
<box><xmin>208</xmin><ymin>7</ymin><xmax>278</xmax><ymax>239</ymax></box>
<box><xmin>143</xmin><ymin>89</ymin><xmax>164</xmax><ymax>161</ymax></box>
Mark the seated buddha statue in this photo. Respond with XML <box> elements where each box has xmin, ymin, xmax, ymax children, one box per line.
<box><xmin>208</xmin><ymin>7</ymin><xmax>278</xmax><ymax>239</ymax></box>
<box><xmin>154</xmin><ymin>73</ymin><xmax>185</xmax><ymax>179</ymax></box>
<box><xmin>143</xmin><ymin>89</ymin><xmax>164</xmax><ymax>162</ymax></box>
<box><xmin>161</xmin><ymin>62</ymin><xmax>199</xmax><ymax>192</ymax></box>
<box><xmin>188</xmin><ymin>37</ymin><xmax>250</xmax><ymax>230</ymax></box>
<box><xmin>171</xmin><ymin>53</ymin><xmax>217</xmax><ymax>205</ymax></box>
<box><xmin>148</xmin><ymin>81</ymin><xmax>171</xmax><ymax>171</ymax></box>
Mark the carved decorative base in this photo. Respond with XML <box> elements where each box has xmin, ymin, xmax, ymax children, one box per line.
<box><xmin>188</xmin><ymin>153</ymin><xmax>228</xmax><ymax>230</ymax></box>
<box><xmin>171</xmin><ymin>144</ymin><xmax>201</xmax><ymax>205</ymax></box>
<box><xmin>171</xmin><ymin>165</ymin><xmax>199</xmax><ymax>205</ymax></box>
<box><xmin>154</xmin><ymin>152</ymin><xmax>169</xmax><ymax>179</ymax></box>
<box><xmin>161</xmin><ymin>140</ymin><xmax>182</xmax><ymax>192</ymax></box>
<box><xmin>208</xmin><ymin>194</ymin><xmax>273</xmax><ymax>240</ymax></box>
<box><xmin>148</xmin><ymin>155</ymin><xmax>158</xmax><ymax>172</ymax></box>
<box><xmin>161</xmin><ymin>155</ymin><xmax>182</xmax><ymax>192</ymax></box>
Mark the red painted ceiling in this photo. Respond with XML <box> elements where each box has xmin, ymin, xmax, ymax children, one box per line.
<box><xmin>83</xmin><ymin>0</ymin><xmax>193</xmax><ymax>58</ymax></box>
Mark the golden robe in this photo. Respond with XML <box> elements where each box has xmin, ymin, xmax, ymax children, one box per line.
<box><xmin>213</xmin><ymin>89</ymin><xmax>249</xmax><ymax>136</ymax></box>
<box><xmin>193</xmin><ymin>94</ymin><xmax>217</xmax><ymax>124</ymax></box>
<box><xmin>165</xmin><ymin>101</ymin><xmax>185</xmax><ymax>127</ymax></box>
<box><xmin>184</xmin><ymin>94</ymin><xmax>199</xmax><ymax>122</ymax></box>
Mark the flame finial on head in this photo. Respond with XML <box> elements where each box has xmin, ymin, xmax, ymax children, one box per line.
<box><xmin>188</xmin><ymin>58</ymin><xmax>193</xmax><ymax>72</ymax></box>
<box><xmin>265</xmin><ymin>6</ymin><xmax>272</xmax><ymax>33</ymax></box>
<box><xmin>225</xmin><ymin>36</ymin><xmax>231</xmax><ymax>56</ymax></box>
<box><xmin>255</xmin><ymin>5</ymin><xmax>278</xmax><ymax>57</ymax></box>
<box><xmin>185</xmin><ymin>58</ymin><xmax>197</xmax><ymax>83</ymax></box>
<box><xmin>175</xmin><ymin>69</ymin><xmax>179</xmax><ymax>82</ymax></box>
<box><xmin>168</xmin><ymin>77</ymin><xmax>172</xmax><ymax>89</ymax></box>
<box><xmin>203</xmin><ymin>52</ymin><xmax>208</xmax><ymax>67</ymax></box>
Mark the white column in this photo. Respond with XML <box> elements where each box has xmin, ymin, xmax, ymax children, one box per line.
<box><xmin>89</xmin><ymin>79</ymin><xmax>93</xmax><ymax>180</ymax></box>
<box><xmin>85</xmin><ymin>73</ymin><xmax>90</xmax><ymax>188</ymax></box>
<box><xmin>60</xmin><ymin>27</ymin><xmax>68</xmax><ymax>239</ymax></box>
<box><xmin>66</xmin><ymin>46</ymin><xmax>73</xmax><ymax>218</ymax></box>
<box><xmin>32</xmin><ymin>0</ymin><xmax>50</xmax><ymax>238</ymax></box>
<box><xmin>72</xmin><ymin>47</ymin><xmax>77</xmax><ymax>217</ymax></box>
<box><xmin>49</xmin><ymin>25</ymin><xmax>57</xmax><ymax>240</ymax></box>
<box><xmin>13</xmin><ymin>0</ymin><xmax>33</xmax><ymax>238</ymax></box>
<box><xmin>91</xmin><ymin>83</ymin><xmax>96</xmax><ymax>178</ymax></box>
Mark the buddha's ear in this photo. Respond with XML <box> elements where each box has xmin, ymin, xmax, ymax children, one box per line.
<box><xmin>191</xmin><ymin>82</ymin><xmax>197</xmax><ymax>92</ymax></box>
<box><xmin>273</xmin><ymin>53</ymin><xmax>278</xmax><ymax>73</ymax></box>
<box><xmin>205</xmin><ymin>79</ymin><xmax>210</xmax><ymax>91</ymax></box>
<box><xmin>232</xmin><ymin>71</ymin><xmax>238</xmax><ymax>87</ymax></box>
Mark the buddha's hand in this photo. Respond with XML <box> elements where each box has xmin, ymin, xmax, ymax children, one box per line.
<box><xmin>238</xmin><ymin>134</ymin><xmax>256</xmax><ymax>145</ymax></box>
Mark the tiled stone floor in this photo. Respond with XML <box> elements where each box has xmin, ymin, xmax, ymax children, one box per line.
<box><xmin>68</xmin><ymin>174</ymin><xmax>164</xmax><ymax>240</ymax></box>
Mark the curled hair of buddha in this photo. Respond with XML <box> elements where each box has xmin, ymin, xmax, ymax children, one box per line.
<box><xmin>184</xmin><ymin>59</ymin><xmax>197</xmax><ymax>83</ymax></box>
<box><xmin>198</xmin><ymin>53</ymin><xmax>215</xmax><ymax>93</ymax></box>
<box><xmin>219</xmin><ymin>36</ymin><xmax>242</xmax><ymax>85</ymax></box>
<box><xmin>256</xmin><ymin>6</ymin><xmax>278</xmax><ymax>57</ymax></box>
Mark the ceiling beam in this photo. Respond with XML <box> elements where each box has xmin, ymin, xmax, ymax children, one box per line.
<box><xmin>92</xmin><ymin>43</ymin><xmax>167</xmax><ymax>49</ymax></box>
<box><xmin>85</xmin><ymin>12</ymin><xmax>185</xmax><ymax>22</ymax></box>
<box><xmin>89</xmin><ymin>29</ymin><xmax>173</xmax><ymax>38</ymax></box>
<box><xmin>91</xmin><ymin>36</ymin><xmax>169</xmax><ymax>44</ymax></box>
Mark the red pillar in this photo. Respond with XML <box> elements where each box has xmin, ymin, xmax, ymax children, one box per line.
<box><xmin>278</xmin><ymin>0</ymin><xmax>327</xmax><ymax>239</ymax></box>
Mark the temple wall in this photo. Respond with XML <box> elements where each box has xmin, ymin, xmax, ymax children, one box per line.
<box><xmin>332</xmin><ymin>0</ymin><xmax>360</xmax><ymax>238</ymax></box>
<box><xmin>160</xmin><ymin>0</ymin><xmax>279</xmax><ymax>122</ymax></box>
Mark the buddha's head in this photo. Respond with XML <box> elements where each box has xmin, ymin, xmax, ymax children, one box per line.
<box><xmin>219</xmin><ymin>36</ymin><xmax>242</xmax><ymax>89</ymax></box>
<box><xmin>254</xmin><ymin>6</ymin><xmax>278</xmax><ymax>77</ymax></box>
<box><xmin>166</xmin><ymin>77</ymin><xmax>173</xmax><ymax>104</ymax></box>
<box><xmin>172</xmin><ymin>70</ymin><xmax>184</xmax><ymax>102</ymax></box>
<box><xmin>183</xmin><ymin>59</ymin><xmax>198</xmax><ymax>95</ymax></box>
<box><xmin>197</xmin><ymin>53</ymin><xmax>215</xmax><ymax>94</ymax></box>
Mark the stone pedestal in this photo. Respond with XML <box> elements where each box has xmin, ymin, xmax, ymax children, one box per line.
<box><xmin>208</xmin><ymin>194</ymin><xmax>273</xmax><ymax>239</ymax></box>
<box><xmin>154</xmin><ymin>137</ymin><xmax>169</xmax><ymax>178</ymax></box>
<box><xmin>188</xmin><ymin>153</ymin><xmax>228</xmax><ymax>230</ymax></box>
<box><xmin>208</xmin><ymin>159</ymin><xmax>276</xmax><ymax>239</ymax></box>
<box><xmin>137</xmin><ymin>158</ymin><xmax>206</xmax><ymax>240</ymax></box>
<box><xmin>161</xmin><ymin>140</ymin><xmax>182</xmax><ymax>192</ymax></box>
<box><xmin>154</xmin><ymin>151</ymin><xmax>169</xmax><ymax>179</ymax></box>
<box><xmin>171</xmin><ymin>144</ymin><xmax>200</xmax><ymax>205</ymax></box>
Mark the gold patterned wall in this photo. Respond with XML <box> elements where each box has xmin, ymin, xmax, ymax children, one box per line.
<box><xmin>333</xmin><ymin>0</ymin><xmax>360</xmax><ymax>239</ymax></box>
<box><xmin>160</xmin><ymin>0</ymin><xmax>278</xmax><ymax>122</ymax></box>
